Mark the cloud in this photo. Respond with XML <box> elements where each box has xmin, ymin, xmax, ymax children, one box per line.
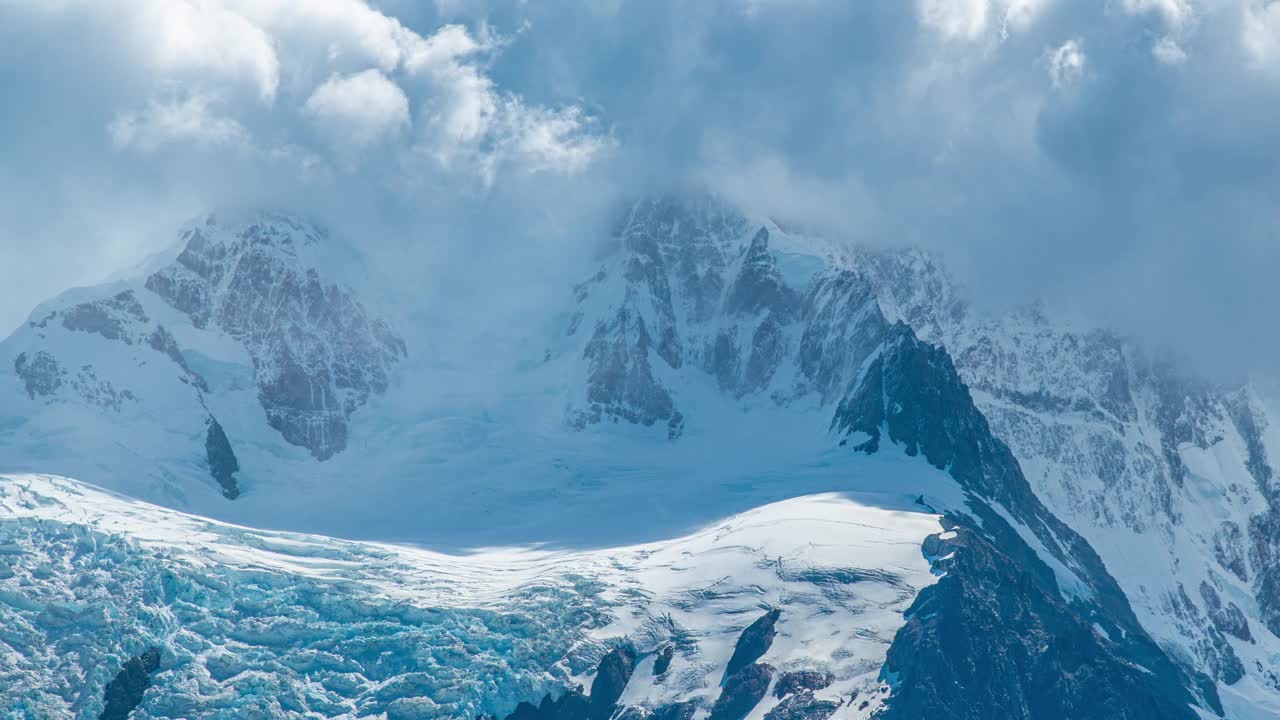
<box><xmin>1120</xmin><ymin>0</ymin><xmax>1196</xmax><ymax>30</ymax></box>
<box><xmin>109</xmin><ymin>93</ymin><xmax>248</xmax><ymax>151</ymax></box>
<box><xmin>916</xmin><ymin>0</ymin><xmax>1054</xmax><ymax>40</ymax></box>
<box><xmin>918</xmin><ymin>0</ymin><xmax>991</xmax><ymax>39</ymax></box>
<box><xmin>303</xmin><ymin>69</ymin><xmax>410</xmax><ymax>149</ymax></box>
<box><xmin>1152</xmin><ymin>35</ymin><xmax>1188</xmax><ymax>63</ymax></box>
<box><xmin>1047</xmin><ymin>38</ymin><xmax>1086</xmax><ymax>87</ymax></box>
<box><xmin>4</xmin><ymin>0</ymin><xmax>1280</xmax><ymax>379</ymax></box>
<box><xmin>1242</xmin><ymin>0</ymin><xmax>1280</xmax><ymax>68</ymax></box>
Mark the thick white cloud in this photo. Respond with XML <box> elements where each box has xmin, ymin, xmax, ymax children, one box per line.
<box><xmin>303</xmin><ymin>69</ymin><xmax>410</xmax><ymax>148</ymax></box>
<box><xmin>126</xmin><ymin>0</ymin><xmax>280</xmax><ymax>101</ymax></box>
<box><xmin>5</xmin><ymin>0</ymin><xmax>1280</xmax><ymax>376</ymax></box>
<box><xmin>13</xmin><ymin>0</ymin><xmax>606</xmax><ymax>183</ymax></box>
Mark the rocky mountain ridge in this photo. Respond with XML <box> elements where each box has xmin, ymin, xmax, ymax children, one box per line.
<box><xmin>560</xmin><ymin>194</ymin><xmax>1280</xmax><ymax>712</ymax></box>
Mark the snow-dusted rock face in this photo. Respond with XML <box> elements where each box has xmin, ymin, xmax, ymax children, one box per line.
<box><xmin>0</xmin><ymin>211</ymin><xmax>404</xmax><ymax>504</ymax></box>
<box><xmin>145</xmin><ymin>214</ymin><xmax>406</xmax><ymax>460</ymax></box>
<box><xmin>566</xmin><ymin>195</ymin><xmax>886</xmax><ymax>434</ymax></box>
<box><xmin>852</xmin><ymin>247</ymin><xmax>1280</xmax><ymax>709</ymax></box>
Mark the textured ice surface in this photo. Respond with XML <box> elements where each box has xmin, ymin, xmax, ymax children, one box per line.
<box><xmin>0</xmin><ymin>473</ymin><xmax>944</xmax><ymax>719</ymax></box>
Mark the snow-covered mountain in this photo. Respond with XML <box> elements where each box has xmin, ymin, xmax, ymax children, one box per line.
<box><xmin>858</xmin><ymin>249</ymin><xmax>1280</xmax><ymax>706</ymax></box>
<box><xmin>0</xmin><ymin>211</ymin><xmax>404</xmax><ymax>508</ymax></box>
<box><xmin>2</xmin><ymin>194</ymin><xmax>1279</xmax><ymax>718</ymax></box>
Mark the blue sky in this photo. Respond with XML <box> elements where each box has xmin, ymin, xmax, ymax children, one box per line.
<box><xmin>2</xmin><ymin>0</ymin><xmax>1279</xmax><ymax>374</ymax></box>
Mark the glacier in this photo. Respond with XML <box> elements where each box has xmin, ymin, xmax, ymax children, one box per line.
<box><xmin>0</xmin><ymin>472</ymin><xmax>948</xmax><ymax>719</ymax></box>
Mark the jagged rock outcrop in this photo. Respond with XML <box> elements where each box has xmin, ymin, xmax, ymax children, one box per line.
<box><xmin>881</xmin><ymin>524</ymin><xmax>1204</xmax><ymax>720</ymax></box>
<box><xmin>1165</xmin><ymin>583</ymin><xmax>1245</xmax><ymax>684</ymax></box>
<box><xmin>570</xmin><ymin>196</ymin><xmax>748</xmax><ymax>436</ymax></box>
<box><xmin>651</xmin><ymin>645</ymin><xmax>674</xmax><ymax>676</ymax></box>
<box><xmin>577</xmin><ymin>306</ymin><xmax>683</xmax><ymax>438</ymax></box>
<box><xmin>650</xmin><ymin>703</ymin><xmax>697</xmax><ymax>720</ymax></box>
<box><xmin>205</xmin><ymin>417</ymin><xmax>240</xmax><ymax>499</ymax></box>
<box><xmin>830</xmin><ymin>323</ymin><xmax>1218</xmax><ymax>718</ymax></box>
<box><xmin>796</xmin><ymin>270</ymin><xmax>888</xmax><ymax>404</ymax></box>
<box><xmin>588</xmin><ymin>647</ymin><xmax>636</xmax><ymax>719</ymax></box>
<box><xmin>61</xmin><ymin>291</ymin><xmax>149</xmax><ymax>343</ymax></box>
<box><xmin>493</xmin><ymin>646</ymin><xmax>637</xmax><ymax>720</ymax></box>
<box><xmin>723</xmin><ymin>609</ymin><xmax>780</xmax><ymax>681</ymax></box>
<box><xmin>146</xmin><ymin>213</ymin><xmax>405</xmax><ymax>460</ymax></box>
<box><xmin>98</xmin><ymin>647</ymin><xmax>161</xmax><ymax>720</ymax></box>
<box><xmin>14</xmin><ymin>350</ymin><xmax>136</xmax><ymax>411</ymax></box>
<box><xmin>773</xmin><ymin>671</ymin><xmax>832</xmax><ymax>698</ymax></box>
<box><xmin>709</xmin><ymin>663</ymin><xmax>773</xmax><ymax>720</ymax></box>
<box><xmin>567</xmin><ymin>198</ymin><xmax>887</xmax><ymax>430</ymax></box>
<box><xmin>14</xmin><ymin>351</ymin><xmax>63</xmax><ymax>399</ymax></box>
<box><xmin>763</xmin><ymin>692</ymin><xmax>839</xmax><ymax>720</ymax></box>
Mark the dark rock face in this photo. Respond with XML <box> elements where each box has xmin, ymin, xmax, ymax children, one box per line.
<box><xmin>577</xmin><ymin>307</ymin><xmax>681</xmax><ymax>437</ymax></box>
<box><xmin>1249</xmin><ymin>514</ymin><xmax>1280</xmax><ymax>645</ymax></box>
<box><xmin>14</xmin><ymin>351</ymin><xmax>63</xmax><ymax>399</ymax></box>
<box><xmin>830</xmin><ymin>324</ymin><xmax>1217</xmax><ymax>719</ymax></box>
<box><xmin>831</xmin><ymin>323</ymin><xmax>1034</xmax><ymax>506</ymax></box>
<box><xmin>773</xmin><ymin>671</ymin><xmax>832</xmax><ymax>698</ymax></box>
<box><xmin>709</xmin><ymin>663</ymin><xmax>773</xmax><ymax>720</ymax></box>
<box><xmin>796</xmin><ymin>271</ymin><xmax>888</xmax><ymax>404</ymax></box>
<box><xmin>713</xmin><ymin>229</ymin><xmax>798</xmax><ymax>396</ymax></box>
<box><xmin>62</xmin><ymin>291</ymin><xmax>148</xmax><ymax>343</ymax></box>
<box><xmin>146</xmin><ymin>215</ymin><xmax>405</xmax><ymax>460</ymax></box>
<box><xmin>502</xmin><ymin>690</ymin><xmax>591</xmax><ymax>720</ymax></box>
<box><xmin>652</xmin><ymin>645</ymin><xmax>674</xmax><ymax>676</ymax></box>
<box><xmin>570</xmin><ymin>196</ymin><xmax>897</xmax><ymax>430</ymax></box>
<box><xmin>763</xmin><ymin>691</ymin><xmax>839</xmax><ymax>720</ymax></box>
<box><xmin>572</xmin><ymin>196</ymin><xmax>749</xmax><ymax>434</ymax></box>
<box><xmin>1214</xmin><ymin>521</ymin><xmax>1249</xmax><ymax>584</ymax></box>
<box><xmin>650</xmin><ymin>702</ymin><xmax>697</xmax><ymax>720</ymax></box>
<box><xmin>99</xmin><ymin>647</ymin><xmax>161</xmax><ymax>720</ymax></box>
<box><xmin>496</xmin><ymin>646</ymin><xmax>637</xmax><ymax>720</ymax></box>
<box><xmin>881</xmin><ymin>524</ymin><xmax>1205</xmax><ymax>720</ymax></box>
<box><xmin>1165</xmin><ymin>584</ymin><xmax>1244</xmax><ymax>684</ymax></box>
<box><xmin>724</xmin><ymin>609</ymin><xmax>780</xmax><ymax>681</ymax></box>
<box><xmin>589</xmin><ymin>647</ymin><xmax>636</xmax><ymax>719</ymax></box>
<box><xmin>724</xmin><ymin>229</ymin><xmax>797</xmax><ymax>321</ymax></box>
<box><xmin>572</xmin><ymin>196</ymin><xmax>831</xmax><ymax>429</ymax></box>
<box><xmin>146</xmin><ymin>326</ymin><xmax>207</xmax><ymax>391</ymax></box>
<box><xmin>629</xmin><ymin>194</ymin><xmax>746</xmax><ymax>327</ymax></box>
<box><xmin>205</xmin><ymin>417</ymin><xmax>240</xmax><ymax>499</ymax></box>
<box><xmin>14</xmin><ymin>351</ymin><xmax>138</xmax><ymax>411</ymax></box>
